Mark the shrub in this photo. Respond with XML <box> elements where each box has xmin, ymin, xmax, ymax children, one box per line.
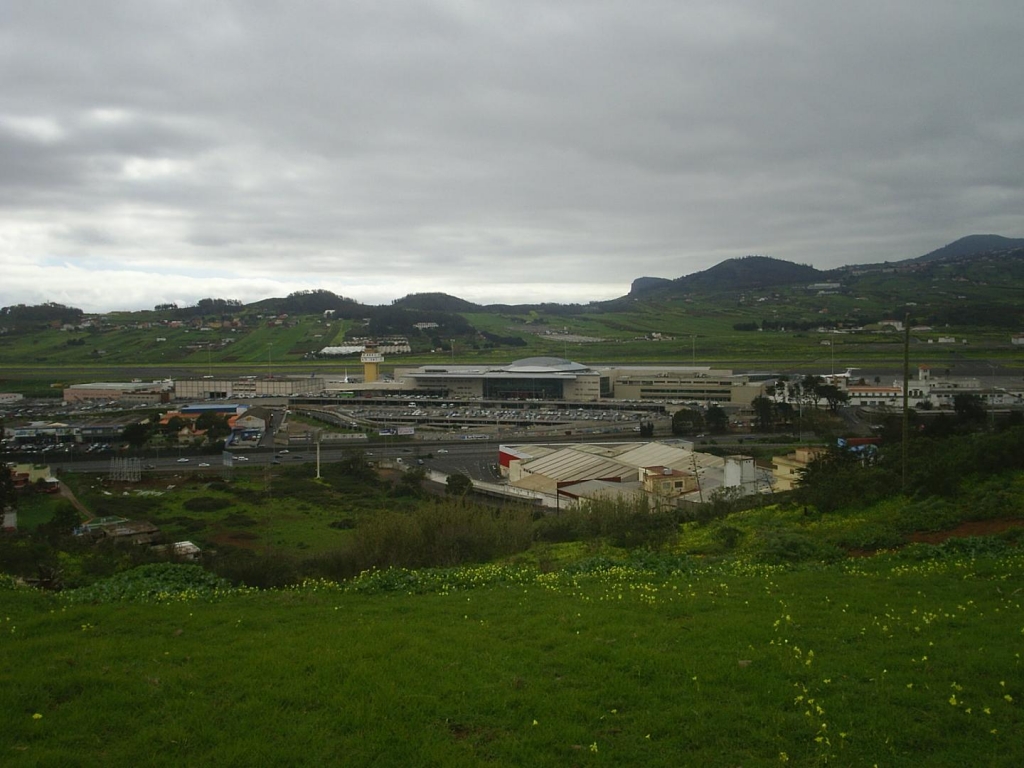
<box><xmin>712</xmin><ymin>524</ymin><xmax>744</xmax><ymax>551</ymax></box>
<box><xmin>183</xmin><ymin>496</ymin><xmax>231</xmax><ymax>513</ymax></box>
<box><xmin>206</xmin><ymin>549</ymin><xmax>300</xmax><ymax>589</ymax></box>
<box><xmin>61</xmin><ymin>563</ymin><xmax>232</xmax><ymax>603</ymax></box>
<box><xmin>350</xmin><ymin>500</ymin><xmax>535</xmax><ymax>570</ymax></box>
<box><xmin>753</xmin><ymin>529</ymin><xmax>842</xmax><ymax>564</ymax></box>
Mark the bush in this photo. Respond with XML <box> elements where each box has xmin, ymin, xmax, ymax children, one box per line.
<box><xmin>183</xmin><ymin>496</ymin><xmax>232</xmax><ymax>513</ymax></box>
<box><xmin>351</xmin><ymin>500</ymin><xmax>535</xmax><ymax>570</ymax></box>
<box><xmin>61</xmin><ymin>563</ymin><xmax>232</xmax><ymax>603</ymax></box>
<box><xmin>206</xmin><ymin>549</ymin><xmax>301</xmax><ymax>589</ymax></box>
<box><xmin>533</xmin><ymin>510</ymin><xmax>585</xmax><ymax>543</ymax></box>
<box><xmin>712</xmin><ymin>524</ymin><xmax>743</xmax><ymax>551</ymax></box>
<box><xmin>752</xmin><ymin>529</ymin><xmax>842</xmax><ymax>565</ymax></box>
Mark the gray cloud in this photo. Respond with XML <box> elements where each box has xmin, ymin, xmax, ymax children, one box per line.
<box><xmin>1</xmin><ymin>1</ymin><xmax>1023</xmax><ymax>312</ymax></box>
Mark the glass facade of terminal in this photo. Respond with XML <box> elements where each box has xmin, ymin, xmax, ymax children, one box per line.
<box><xmin>482</xmin><ymin>378</ymin><xmax>564</xmax><ymax>400</ymax></box>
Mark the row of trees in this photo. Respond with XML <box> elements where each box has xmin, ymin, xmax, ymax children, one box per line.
<box><xmin>120</xmin><ymin>411</ymin><xmax>232</xmax><ymax>450</ymax></box>
<box><xmin>671</xmin><ymin>405</ymin><xmax>728</xmax><ymax>436</ymax></box>
<box><xmin>795</xmin><ymin>424</ymin><xmax>1024</xmax><ymax>514</ymax></box>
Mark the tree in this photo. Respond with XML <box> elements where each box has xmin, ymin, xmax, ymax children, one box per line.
<box><xmin>671</xmin><ymin>408</ymin><xmax>705</xmax><ymax>436</ymax></box>
<box><xmin>793</xmin><ymin>447</ymin><xmax>895</xmax><ymax>514</ymax></box>
<box><xmin>195</xmin><ymin>412</ymin><xmax>231</xmax><ymax>441</ymax></box>
<box><xmin>953</xmin><ymin>393</ymin><xmax>987</xmax><ymax>426</ymax></box>
<box><xmin>122</xmin><ymin>421</ymin><xmax>152</xmax><ymax>449</ymax></box>
<box><xmin>706</xmin><ymin>405</ymin><xmax>729</xmax><ymax>434</ymax></box>
<box><xmin>394</xmin><ymin>467</ymin><xmax>426</xmax><ymax>497</ymax></box>
<box><xmin>801</xmin><ymin>375</ymin><xmax>823</xmax><ymax>409</ymax></box>
<box><xmin>0</xmin><ymin>460</ymin><xmax>14</xmax><ymax>512</ymax></box>
<box><xmin>37</xmin><ymin>502</ymin><xmax>82</xmax><ymax>544</ymax></box>
<box><xmin>161</xmin><ymin>416</ymin><xmax>187</xmax><ymax>437</ymax></box>
<box><xmin>751</xmin><ymin>395</ymin><xmax>776</xmax><ymax>432</ymax></box>
<box><xmin>446</xmin><ymin>472</ymin><xmax>473</xmax><ymax>496</ymax></box>
<box><xmin>816</xmin><ymin>384</ymin><xmax>849</xmax><ymax>413</ymax></box>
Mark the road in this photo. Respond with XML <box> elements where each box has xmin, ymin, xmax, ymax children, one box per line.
<box><xmin>46</xmin><ymin>441</ymin><xmax>507</xmax><ymax>480</ymax></box>
<box><xmin>44</xmin><ymin>432</ymin><xmax>816</xmax><ymax>483</ymax></box>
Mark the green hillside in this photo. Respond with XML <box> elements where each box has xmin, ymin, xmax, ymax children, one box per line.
<box><xmin>3</xmin><ymin>551</ymin><xmax>1023</xmax><ymax>767</ymax></box>
<box><xmin>3</xmin><ymin>423</ymin><xmax>1024</xmax><ymax>765</ymax></box>
<box><xmin>2</xmin><ymin>246</ymin><xmax>1023</xmax><ymax>389</ymax></box>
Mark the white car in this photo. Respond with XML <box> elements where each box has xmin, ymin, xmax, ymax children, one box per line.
<box><xmin>199</xmin><ymin>462</ymin><xmax>210</xmax><ymax>467</ymax></box>
<box><xmin>235</xmin><ymin>455</ymin><xmax>249</xmax><ymax>461</ymax></box>
<box><xmin>177</xmin><ymin>458</ymin><xmax>189</xmax><ymax>463</ymax></box>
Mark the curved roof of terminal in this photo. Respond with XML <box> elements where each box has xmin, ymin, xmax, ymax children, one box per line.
<box><xmin>501</xmin><ymin>357</ymin><xmax>590</xmax><ymax>374</ymax></box>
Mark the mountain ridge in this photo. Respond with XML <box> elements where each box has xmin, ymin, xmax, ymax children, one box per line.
<box><xmin>4</xmin><ymin>234</ymin><xmax>1021</xmax><ymax>315</ymax></box>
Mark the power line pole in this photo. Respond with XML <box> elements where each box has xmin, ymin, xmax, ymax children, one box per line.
<box><xmin>902</xmin><ymin>314</ymin><xmax>910</xmax><ymax>493</ymax></box>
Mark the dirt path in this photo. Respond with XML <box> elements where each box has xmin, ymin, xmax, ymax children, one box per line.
<box><xmin>58</xmin><ymin>481</ymin><xmax>93</xmax><ymax>523</ymax></box>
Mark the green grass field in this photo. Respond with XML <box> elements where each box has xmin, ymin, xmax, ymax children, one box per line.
<box><xmin>4</xmin><ymin>425</ymin><xmax>1024</xmax><ymax>765</ymax></box>
<box><xmin>56</xmin><ymin>463</ymin><xmax>409</xmax><ymax>557</ymax></box>
<box><xmin>3</xmin><ymin>262</ymin><xmax>1023</xmax><ymax>391</ymax></box>
<box><xmin>2</xmin><ymin>552</ymin><xmax>1022</xmax><ymax>767</ymax></box>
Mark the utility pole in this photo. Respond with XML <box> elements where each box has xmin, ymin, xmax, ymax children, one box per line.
<box><xmin>691</xmin><ymin>453</ymin><xmax>704</xmax><ymax>504</ymax></box>
<box><xmin>315</xmin><ymin>431</ymin><xmax>321</xmax><ymax>479</ymax></box>
<box><xmin>902</xmin><ymin>314</ymin><xmax>910</xmax><ymax>493</ymax></box>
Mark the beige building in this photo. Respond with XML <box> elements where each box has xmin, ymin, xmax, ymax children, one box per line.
<box><xmin>174</xmin><ymin>376</ymin><xmax>324</xmax><ymax>400</ymax></box>
<box><xmin>64</xmin><ymin>381</ymin><xmax>172</xmax><ymax>404</ymax></box>
<box><xmin>396</xmin><ymin>357</ymin><xmax>602</xmax><ymax>401</ymax></box>
<box><xmin>396</xmin><ymin>358</ymin><xmax>761</xmax><ymax>405</ymax></box>
<box><xmin>602</xmin><ymin>366</ymin><xmax>762</xmax><ymax>406</ymax></box>
<box><xmin>771</xmin><ymin>446</ymin><xmax>826</xmax><ymax>491</ymax></box>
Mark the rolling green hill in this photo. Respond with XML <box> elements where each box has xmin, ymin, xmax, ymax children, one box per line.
<box><xmin>2</xmin><ymin>237</ymin><xmax>1023</xmax><ymax>385</ymax></box>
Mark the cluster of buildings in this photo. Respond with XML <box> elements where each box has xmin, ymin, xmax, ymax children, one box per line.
<box><xmin>499</xmin><ymin>441</ymin><xmax>770</xmax><ymax>507</ymax></box>
<box><xmin>842</xmin><ymin>366</ymin><xmax>1022</xmax><ymax>409</ymax></box>
<box><xmin>57</xmin><ymin>356</ymin><xmax>769</xmax><ymax>408</ymax></box>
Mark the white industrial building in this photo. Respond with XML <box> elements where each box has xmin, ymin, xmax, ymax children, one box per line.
<box><xmin>499</xmin><ymin>440</ymin><xmax>770</xmax><ymax>506</ymax></box>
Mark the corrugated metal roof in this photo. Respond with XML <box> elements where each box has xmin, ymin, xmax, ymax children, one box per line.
<box><xmin>508</xmin><ymin>440</ymin><xmax>726</xmax><ymax>487</ymax></box>
<box><xmin>560</xmin><ymin>480</ymin><xmax>644</xmax><ymax>501</ymax></box>
<box><xmin>521</xmin><ymin>448</ymin><xmax>634</xmax><ymax>481</ymax></box>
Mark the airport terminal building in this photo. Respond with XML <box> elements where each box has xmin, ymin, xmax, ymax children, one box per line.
<box><xmin>393</xmin><ymin>357</ymin><xmax>602</xmax><ymax>401</ymax></box>
<box><xmin>395</xmin><ymin>357</ymin><xmax>762</xmax><ymax>405</ymax></box>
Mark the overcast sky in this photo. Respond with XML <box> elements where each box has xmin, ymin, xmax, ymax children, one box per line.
<box><xmin>2</xmin><ymin>2</ymin><xmax>1023</xmax><ymax>312</ymax></box>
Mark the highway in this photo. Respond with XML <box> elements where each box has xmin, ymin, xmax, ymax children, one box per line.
<box><xmin>44</xmin><ymin>440</ymin><xmax>507</xmax><ymax>481</ymax></box>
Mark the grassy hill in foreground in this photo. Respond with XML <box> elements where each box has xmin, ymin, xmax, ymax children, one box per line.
<box><xmin>2</xmin><ymin>553</ymin><xmax>1023</xmax><ymax>767</ymax></box>
<box><xmin>4</xmin><ymin>428</ymin><xmax>1024</xmax><ymax>765</ymax></box>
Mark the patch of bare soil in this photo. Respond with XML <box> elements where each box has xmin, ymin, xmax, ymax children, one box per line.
<box><xmin>907</xmin><ymin>519</ymin><xmax>1024</xmax><ymax>545</ymax></box>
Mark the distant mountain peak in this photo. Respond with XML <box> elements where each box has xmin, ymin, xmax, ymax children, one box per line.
<box><xmin>914</xmin><ymin>234</ymin><xmax>1024</xmax><ymax>263</ymax></box>
<box><xmin>390</xmin><ymin>292</ymin><xmax>480</xmax><ymax>312</ymax></box>
<box><xmin>628</xmin><ymin>255</ymin><xmax>825</xmax><ymax>298</ymax></box>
